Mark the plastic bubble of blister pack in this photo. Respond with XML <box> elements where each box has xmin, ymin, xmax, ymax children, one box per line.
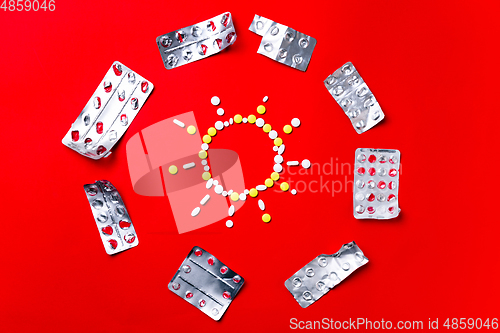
<box><xmin>354</xmin><ymin>148</ymin><xmax>401</xmax><ymax>219</ymax></box>
<box><xmin>249</xmin><ymin>14</ymin><xmax>316</xmax><ymax>72</ymax></box>
<box><xmin>157</xmin><ymin>12</ymin><xmax>237</xmax><ymax>70</ymax></box>
<box><xmin>83</xmin><ymin>180</ymin><xmax>139</xmax><ymax>255</ymax></box>
<box><xmin>324</xmin><ymin>62</ymin><xmax>384</xmax><ymax>134</ymax></box>
<box><xmin>285</xmin><ymin>241</ymin><xmax>368</xmax><ymax>308</ymax></box>
<box><xmin>62</xmin><ymin>61</ymin><xmax>154</xmax><ymax>159</ymax></box>
<box><xmin>168</xmin><ymin>246</ymin><xmax>244</xmax><ymax>320</ymax></box>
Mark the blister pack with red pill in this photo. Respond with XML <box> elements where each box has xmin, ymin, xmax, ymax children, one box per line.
<box><xmin>62</xmin><ymin>61</ymin><xmax>154</xmax><ymax>159</ymax></box>
<box><xmin>285</xmin><ymin>241</ymin><xmax>368</xmax><ymax>308</ymax></box>
<box><xmin>168</xmin><ymin>246</ymin><xmax>244</xmax><ymax>321</ymax></box>
<box><xmin>354</xmin><ymin>148</ymin><xmax>401</xmax><ymax>219</ymax></box>
<box><xmin>156</xmin><ymin>12</ymin><xmax>237</xmax><ymax>70</ymax></box>
<box><xmin>324</xmin><ymin>62</ymin><xmax>384</xmax><ymax>134</ymax></box>
<box><xmin>83</xmin><ymin>180</ymin><xmax>139</xmax><ymax>255</ymax></box>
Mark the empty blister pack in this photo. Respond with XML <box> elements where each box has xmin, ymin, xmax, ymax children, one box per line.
<box><xmin>324</xmin><ymin>62</ymin><xmax>384</xmax><ymax>134</ymax></box>
<box><xmin>62</xmin><ymin>61</ymin><xmax>154</xmax><ymax>159</ymax></box>
<box><xmin>157</xmin><ymin>12</ymin><xmax>237</xmax><ymax>70</ymax></box>
<box><xmin>285</xmin><ymin>241</ymin><xmax>368</xmax><ymax>308</ymax></box>
<box><xmin>354</xmin><ymin>148</ymin><xmax>401</xmax><ymax>219</ymax></box>
<box><xmin>168</xmin><ymin>246</ymin><xmax>244</xmax><ymax>321</ymax></box>
<box><xmin>249</xmin><ymin>15</ymin><xmax>316</xmax><ymax>71</ymax></box>
<box><xmin>83</xmin><ymin>180</ymin><xmax>139</xmax><ymax>255</ymax></box>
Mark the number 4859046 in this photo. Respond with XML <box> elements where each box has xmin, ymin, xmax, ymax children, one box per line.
<box><xmin>1</xmin><ymin>0</ymin><xmax>55</xmax><ymax>11</ymax></box>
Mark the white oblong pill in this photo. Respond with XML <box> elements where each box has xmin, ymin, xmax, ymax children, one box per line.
<box><xmin>244</xmin><ymin>189</ymin><xmax>249</xmax><ymax>195</ymax></box>
<box><xmin>256</xmin><ymin>118</ymin><xmax>265</xmax><ymax>127</ymax></box>
<box><xmin>204</xmin><ymin>166</ymin><xmax>210</xmax><ymax>171</ymax></box>
<box><xmin>243</xmin><ymin>118</ymin><xmax>248</xmax><ymax>123</ymax></box>
<box><xmin>273</xmin><ymin>164</ymin><xmax>283</xmax><ymax>173</ymax></box>
<box><xmin>183</xmin><ymin>162</ymin><xmax>196</xmax><ymax>170</ymax></box>
<box><xmin>173</xmin><ymin>119</ymin><xmax>185</xmax><ymax>128</ymax></box>
<box><xmin>229</xmin><ymin>118</ymin><xmax>233</xmax><ymax>125</ymax></box>
<box><xmin>287</xmin><ymin>161</ymin><xmax>299</xmax><ymax>166</ymax></box>
<box><xmin>274</xmin><ymin>155</ymin><xmax>284</xmax><ymax>164</ymax></box>
<box><xmin>273</xmin><ymin>146</ymin><xmax>278</xmax><ymax>152</ymax></box>
<box><xmin>226</xmin><ymin>220</ymin><xmax>233</xmax><ymax>228</ymax></box>
<box><xmin>222</xmin><ymin>191</ymin><xmax>228</xmax><ymax>197</ymax></box>
<box><xmin>211</xmin><ymin>96</ymin><xmax>220</xmax><ymax>106</ymax></box>
<box><xmin>263</xmin><ymin>96</ymin><xmax>269</xmax><ymax>102</ymax></box>
<box><xmin>268</xmin><ymin>130</ymin><xmax>278</xmax><ymax>139</ymax></box>
<box><xmin>191</xmin><ymin>207</ymin><xmax>201</xmax><ymax>217</ymax></box>
<box><xmin>201</xmin><ymin>143</ymin><xmax>209</xmax><ymax>151</ymax></box>
<box><xmin>217</xmin><ymin>108</ymin><xmax>224</xmax><ymax>116</ymax></box>
<box><xmin>239</xmin><ymin>193</ymin><xmax>246</xmax><ymax>201</ymax></box>
<box><xmin>258</xmin><ymin>199</ymin><xmax>265</xmax><ymax>211</ymax></box>
<box><xmin>228</xmin><ymin>205</ymin><xmax>235</xmax><ymax>216</ymax></box>
<box><xmin>206</xmin><ymin>178</ymin><xmax>214</xmax><ymax>189</ymax></box>
<box><xmin>291</xmin><ymin>118</ymin><xmax>301</xmax><ymax>127</ymax></box>
<box><xmin>291</xmin><ymin>189</ymin><xmax>297</xmax><ymax>195</ymax></box>
<box><xmin>227</xmin><ymin>189</ymin><xmax>233</xmax><ymax>195</ymax></box>
<box><xmin>256</xmin><ymin>185</ymin><xmax>267</xmax><ymax>191</ymax></box>
<box><xmin>214</xmin><ymin>185</ymin><xmax>223</xmax><ymax>194</ymax></box>
<box><xmin>213</xmin><ymin>180</ymin><xmax>219</xmax><ymax>185</ymax></box>
<box><xmin>224</xmin><ymin>121</ymin><xmax>229</xmax><ymax>127</ymax></box>
<box><xmin>200</xmin><ymin>194</ymin><xmax>210</xmax><ymax>205</ymax></box>
<box><xmin>278</xmin><ymin>144</ymin><xmax>285</xmax><ymax>155</ymax></box>
<box><xmin>215</xmin><ymin>121</ymin><xmax>224</xmax><ymax>130</ymax></box>
<box><xmin>201</xmin><ymin>160</ymin><xmax>207</xmax><ymax>165</ymax></box>
<box><xmin>302</xmin><ymin>159</ymin><xmax>311</xmax><ymax>169</ymax></box>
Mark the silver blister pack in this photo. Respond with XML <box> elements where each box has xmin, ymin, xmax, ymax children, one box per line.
<box><xmin>249</xmin><ymin>15</ymin><xmax>316</xmax><ymax>72</ymax></box>
<box><xmin>156</xmin><ymin>12</ymin><xmax>237</xmax><ymax>70</ymax></box>
<box><xmin>62</xmin><ymin>61</ymin><xmax>154</xmax><ymax>160</ymax></box>
<box><xmin>354</xmin><ymin>148</ymin><xmax>401</xmax><ymax>219</ymax></box>
<box><xmin>168</xmin><ymin>246</ymin><xmax>244</xmax><ymax>321</ymax></box>
<box><xmin>83</xmin><ymin>180</ymin><xmax>139</xmax><ymax>255</ymax></box>
<box><xmin>324</xmin><ymin>62</ymin><xmax>384</xmax><ymax>134</ymax></box>
<box><xmin>285</xmin><ymin>241</ymin><xmax>368</xmax><ymax>308</ymax></box>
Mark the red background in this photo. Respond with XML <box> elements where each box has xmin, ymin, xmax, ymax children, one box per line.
<box><xmin>1</xmin><ymin>0</ymin><xmax>499</xmax><ymax>331</ymax></box>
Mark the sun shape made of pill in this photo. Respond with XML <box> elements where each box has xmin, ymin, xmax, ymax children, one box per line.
<box><xmin>169</xmin><ymin>95</ymin><xmax>312</xmax><ymax>227</ymax></box>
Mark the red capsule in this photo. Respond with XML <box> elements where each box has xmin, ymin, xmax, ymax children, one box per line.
<box><xmin>232</xmin><ymin>276</ymin><xmax>241</xmax><ymax>284</ymax></box>
<box><xmin>207</xmin><ymin>257</ymin><xmax>214</xmax><ymax>266</ymax></box>
<box><xmin>113</xmin><ymin>63</ymin><xmax>122</xmax><ymax>76</ymax></box>
<box><xmin>220</xmin><ymin>266</ymin><xmax>228</xmax><ymax>274</ymax></box>
<box><xmin>108</xmin><ymin>239</ymin><xmax>118</xmax><ymax>249</ymax></box>
<box><xmin>378</xmin><ymin>181</ymin><xmax>386</xmax><ymax>189</ymax></box>
<box><xmin>84</xmin><ymin>138</ymin><xmax>92</xmax><ymax>144</ymax></box>
<box><xmin>103</xmin><ymin>81</ymin><xmax>112</xmax><ymax>93</ymax></box>
<box><xmin>368</xmin><ymin>155</ymin><xmax>376</xmax><ymax>163</ymax></box>
<box><xmin>389</xmin><ymin>169</ymin><xmax>398</xmax><ymax>177</ymax></box>
<box><xmin>195</xmin><ymin>250</ymin><xmax>203</xmax><ymax>256</ymax></box>
<box><xmin>367</xmin><ymin>206</ymin><xmax>375</xmax><ymax>214</ymax></box>
<box><xmin>388</xmin><ymin>206</ymin><xmax>396</xmax><ymax>214</ymax></box>
<box><xmin>225</xmin><ymin>32</ymin><xmax>236</xmax><ymax>44</ymax></box>
<box><xmin>388</xmin><ymin>181</ymin><xmax>397</xmax><ymax>190</ymax></box>
<box><xmin>222</xmin><ymin>291</ymin><xmax>231</xmax><ymax>299</ymax></box>
<box><xmin>368</xmin><ymin>167</ymin><xmax>376</xmax><ymax>176</ymax></box>
<box><xmin>141</xmin><ymin>81</ymin><xmax>149</xmax><ymax>93</ymax></box>
<box><xmin>199</xmin><ymin>300</ymin><xmax>206</xmax><ymax>307</ymax></box>
<box><xmin>208</xmin><ymin>20</ymin><xmax>216</xmax><ymax>31</ymax></box>
<box><xmin>221</xmin><ymin>13</ymin><xmax>229</xmax><ymax>27</ymax></box>
<box><xmin>214</xmin><ymin>38</ymin><xmax>223</xmax><ymax>50</ymax></box>
<box><xmin>199</xmin><ymin>44</ymin><xmax>208</xmax><ymax>55</ymax></box>
<box><xmin>96</xmin><ymin>122</ymin><xmax>103</xmax><ymax>134</ymax></box>
<box><xmin>71</xmin><ymin>130</ymin><xmax>79</xmax><ymax>142</ymax></box>
<box><xmin>102</xmin><ymin>226</ymin><xmax>113</xmax><ymax>235</ymax></box>
<box><xmin>367</xmin><ymin>193</ymin><xmax>375</xmax><ymax>202</ymax></box>
<box><xmin>388</xmin><ymin>194</ymin><xmax>396</xmax><ymax>202</ymax></box>
<box><xmin>185</xmin><ymin>292</ymin><xmax>193</xmax><ymax>299</ymax></box>
<box><xmin>357</xmin><ymin>167</ymin><xmax>365</xmax><ymax>175</ymax></box>
<box><xmin>119</xmin><ymin>220</ymin><xmax>131</xmax><ymax>229</ymax></box>
<box><xmin>96</xmin><ymin>145</ymin><xmax>107</xmax><ymax>156</ymax></box>
<box><xmin>124</xmin><ymin>233</ymin><xmax>136</xmax><ymax>243</ymax></box>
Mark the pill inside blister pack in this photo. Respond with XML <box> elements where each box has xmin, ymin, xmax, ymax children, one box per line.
<box><xmin>324</xmin><ymin>62</ymin><xmax>384</xmax><ymax>134</ymax></box>
<box><xmin>249</xmin><ymin>15</ymin><xmax>316</xmax><ymax>72</ymax></box>
<box><xmin>353</xmin><ymin>148</ymin><xmax>401</xmax><ymax>219</ymax></box>
<box><xmin>168</xmin><ymin>246</ymin><xmax>244</xmax><ymax>321</ymax></box>
<box><xmin>285</xmin><ymin>241</ymin><xmax>368</xmax><ymax>308</ymax></box>
<box><xmin>157</xmin><ymin>12</ymin><xmax>237</xmax><ymax>70</ymax></box>
<box><xmin>83</xmin><ymin>180</ymin><xmax>139</xmax><ymax>255</ymax></box>
<box><xmin>62</xmin><ymin>61</ymin><xmax>154</xmax><ymax>159</ymax></box>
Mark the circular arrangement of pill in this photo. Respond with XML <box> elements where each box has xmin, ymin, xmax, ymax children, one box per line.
<box><xmin>181</xmin><ymin>96</ymin><xmax>313</xmax><ymax>228</ymax></box>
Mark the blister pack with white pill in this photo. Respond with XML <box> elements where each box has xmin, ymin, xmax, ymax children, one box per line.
<box><xmin>168</xmin><ymin>246</ymin><xmax>244</xmax><ymax>321</ymax></box>
<box><xmin>83</xmin><ymin>180</ymin><xmax>139</xmax><ymax>255</ymax></box>
<box><xmin>62</xmin><ymin>61</ymin><xmax>154</xmax><ymax>159</ymax></box>
<box><xmin>249</xmin><ymin>15</ymin><xmax>316</xmax><ymax>72</ymax></box>
<box><xmin>285</xmin><ymin>241</ymin><xmax>368</xmax><ymax>308</ymax></box>
<box><xmin>324</xmin><ymin>62</ymin><xmax>384</xmax><ymax>134</ymax></box>
<box><xmin>354</xmin><ymin>148</ymin><xmax>401</xmax><ymax>219</ymax></box>
<box><xmin>157</xmin><ymin>12</ymin><xmax>237</xmax><ymax>70</ymax></box>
